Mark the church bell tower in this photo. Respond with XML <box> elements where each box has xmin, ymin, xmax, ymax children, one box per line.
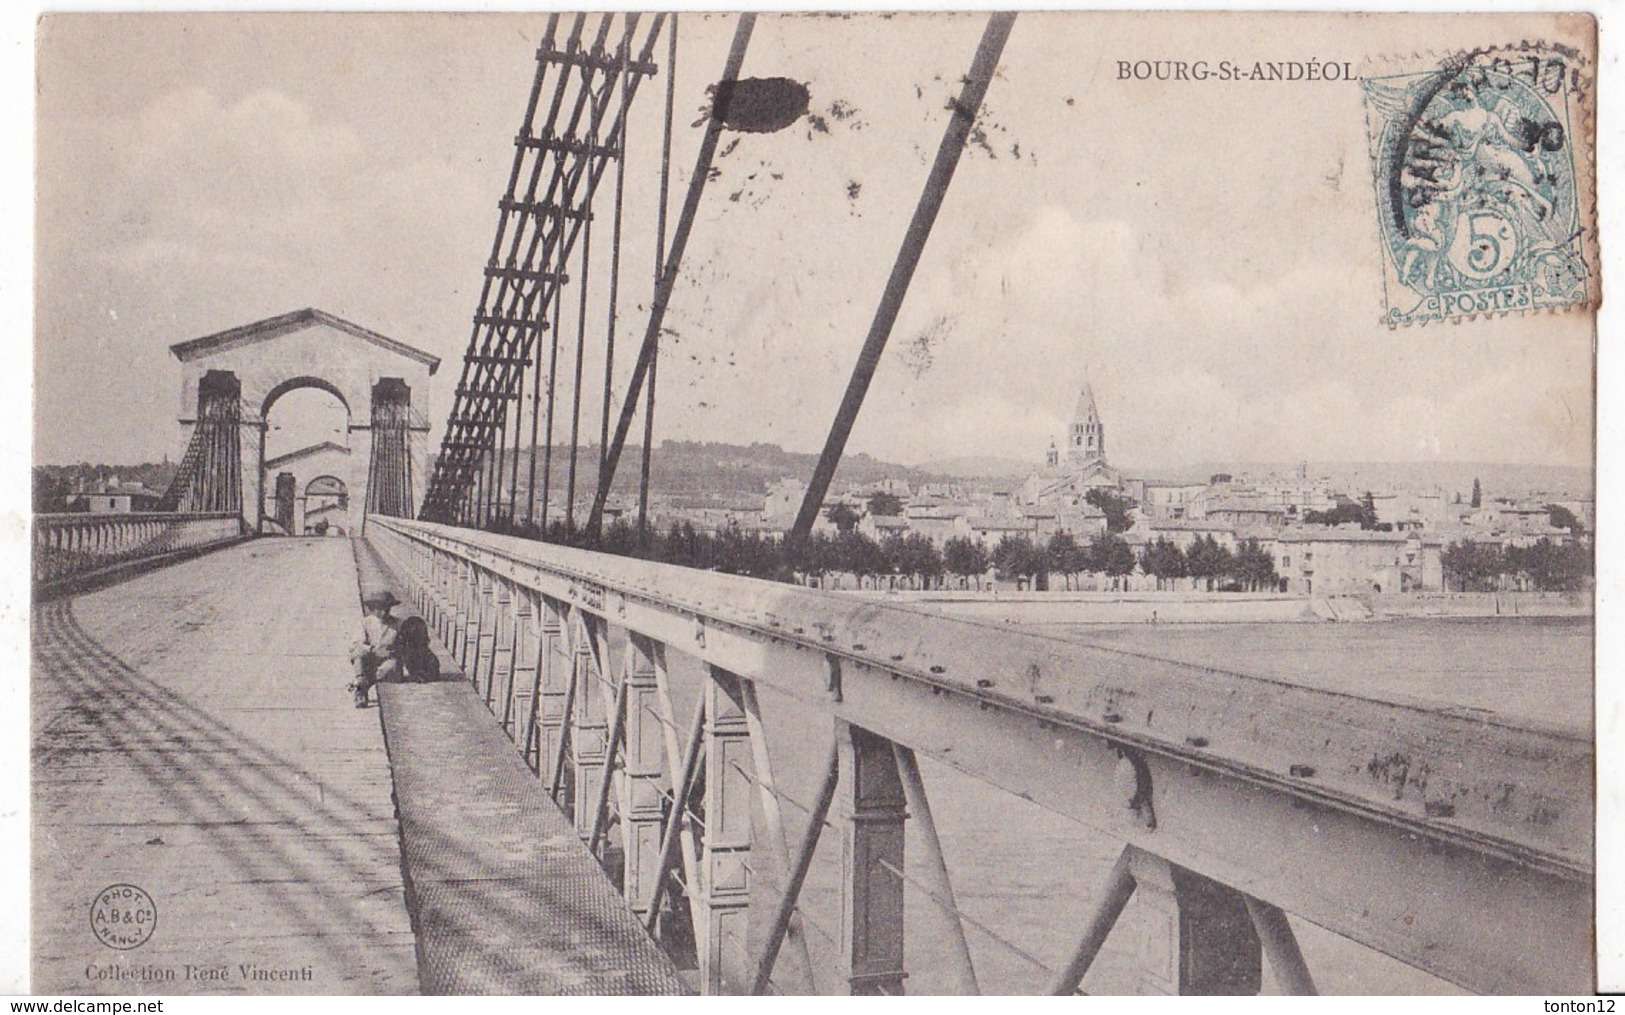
<box><xmin>1067</xmin><ymin>381</ymin><xmax>1105</xmax><ymax>466</ymax></box>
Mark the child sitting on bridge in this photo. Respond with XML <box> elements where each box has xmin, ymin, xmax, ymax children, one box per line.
<box><xmin>350</xmin><ymin>590</ymin><xmax>441</xmax><ymax>707</ymax></box>
<box><xmin>350</xmin><ymin>590</ymin><xmax>403</xmax><ymax>708</ymax></box>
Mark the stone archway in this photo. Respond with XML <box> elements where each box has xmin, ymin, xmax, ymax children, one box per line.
<box><xmin>261</xmin><ymin>375</ymin><xmax>353</xmax><ymax>421</ymax></box>
<box><xmin>261</xmin><ymin>380</ymin><xmax>353</xmax><ymax>534</ymax></box>
<box><xmin>166</xmin><ymin>308</ymin><xmax>439</xmax><ymax>534</ymax></box>
<box><xmin>303</xmin><ymin>475</ymin><xmax>350</xmax><ymax>536</ymax></box>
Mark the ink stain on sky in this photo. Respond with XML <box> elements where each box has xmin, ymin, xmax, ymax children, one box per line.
<box><xmin>902</xmin><ymin>314</ymin><xmax>955</xmax><ymax>378</ymax></box>
<box><xmin>714</xmin><ymin>77</ymin><xmax>812</xmax><ymax>133</ymax></box>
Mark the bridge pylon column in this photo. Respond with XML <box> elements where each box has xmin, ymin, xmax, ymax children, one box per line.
<box><xmin>456</xmin><ymin>563</ymin><xmax>482</xmax><ymax>674</ymax></box>
<box><xmin>504</xmin><ymin>590</ymin><xmax>539</xmax><ymax>742</ymax></box>
<box><xmin>407</xmin><ymin>537</ymin><xmax>431</xmax><ymax>614</ymax></box>
<box><xmin>427</xmin><ymin>544</ymin><xmax>446</xmax><ymax>619</ymax></box>
<box><xmin>425</xmin><ymin>547</ymin><xmax>450</xmax><ymax>644</ymax></box>
<box><xmin>533</xmin><ymin>600</ymin><xmax>570</xmax><ymax>783</ymax></box>
<box><xmin>435</xmin><ymin>547</ymin><xmax>459</xmax><ymax>646</ymax></box>
<box><xmin>569</xmin><ymin>613</ymin><xmax>611</xmax><ymax>840</ymax></box>
<box><xmin>481</xmin><ymin>578</ymin><xmax>516</xmax><ymax>711</ymax></box>
<box><xmin>620</xmin><ymin>634</ymin><xmax>667</xmax><ymax>920</ymax></box>
<box><xmin>1121</xmin><ymin>847</ymin><xmax>1261</xmax><ymax>995</ymax></box>
<box><xmin>469</xmin><ymin>572</ymin><xmax>498</xmax><ymax>690</ymax></box>
<box><xmin>838</xmin><ymin>722</ymin><xmax>907</xmax><ymax>995</ymax></box>
<box><xmin>449</xmin><ymin>559</ymin><xmax>473</xmax><ymax>665</ymax></box>
<box><xmin>697</xmin><ymin>668</ymin><xmax>753</xmax><ymax>994</ymax></box>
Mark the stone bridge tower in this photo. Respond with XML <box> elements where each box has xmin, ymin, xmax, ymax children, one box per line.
<box><xmin>165</xmin><ymin>308</ymin><xmax>439</xmax><ymax>535</ymax></box>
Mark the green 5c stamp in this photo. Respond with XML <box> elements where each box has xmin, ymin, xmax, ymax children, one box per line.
<box><xmin>1362</xmin><ymin>44</ymin><xmax>1594</xmax><ymax>325</ymax></box>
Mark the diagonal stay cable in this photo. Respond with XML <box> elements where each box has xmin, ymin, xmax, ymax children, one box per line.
<box><xmin>588</xmin><ymin>12</ymin><xmax>755</xmax><ymax>537</ymax></box>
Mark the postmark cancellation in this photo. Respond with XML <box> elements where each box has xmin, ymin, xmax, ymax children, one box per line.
<box><xmin>1361</xmin><ymin>40</ymin><xmax>1597</xmax><ymax>327</ymax></box>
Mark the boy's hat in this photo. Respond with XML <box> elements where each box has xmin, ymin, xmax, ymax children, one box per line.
<box><xmin>362</xmin><ymin>590</ymin><xmax>401</xmax><ymax>610</ymax></box>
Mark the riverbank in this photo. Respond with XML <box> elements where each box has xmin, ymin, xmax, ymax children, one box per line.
<box><xmin>1368</xmin><ymin>591</ymin><xmax>1590</xmax><ymax>619</ymax></box>
<box><xmin>842</xmin><ymin>589</ymin><xmax>1590</xmax><ymax>624</ymax></box>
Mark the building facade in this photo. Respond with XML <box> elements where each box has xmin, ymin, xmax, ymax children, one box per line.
<box><xmin>1021</xmin><ymin>379</ymin><xmax>1122</xmax><ymax>509</ymax></box>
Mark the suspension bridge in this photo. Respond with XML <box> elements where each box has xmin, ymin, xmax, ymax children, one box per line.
<box><xmin>31</xmin><ymin>12</ymin><xmax>1594</xmax><ymax>996</ymax></box>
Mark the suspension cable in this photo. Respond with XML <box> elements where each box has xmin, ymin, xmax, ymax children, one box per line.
<box><xmin>429</xmin><ymin>14</ymin><xmax>664</xmax><ymax>524</ymax></box>
<box><xmin>565</xmin><ymin>160</ymin><xmax>594</xmax><ymax>529</ymax></box>
<box><xmin>638</xmin><ymin>13</ymin><xmax>679</xmax><ymax>532</ymax></box>
<box><xmin>430</xmin><ymin>13</ymin><xmax>567</xmax><ymax>523</ymax></box>
<box><xmin>508</xmin><ymin>335</ymin><xmax>528</xmax><ymax>525</ymax></box>
<box><xmin>539</xmin><ymin>204</ymin><xmax>565</xmax><ymax>534</ymax></box>
<box><xmin>600</xmin><ymin>28</ymin><xmax>632</xmax><ymax>495</ymax></box>
<box><xmin>476</xmin><ymin>15</ymin><xmax>585</xmax><ymax>528</ymax></box>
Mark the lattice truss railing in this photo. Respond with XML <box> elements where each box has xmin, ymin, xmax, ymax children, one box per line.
<box><xmin>419</xmin><ymin>13</ymin><xmax>666</xmax><ymax>528</ymax></box>
<box><xmin>368</xmin><ymin>516</ymin><xmax>1593</xmax><ymax>996</ymax></box>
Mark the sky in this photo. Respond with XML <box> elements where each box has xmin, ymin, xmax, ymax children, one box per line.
<box><xmin>32</xmin><ymin>11</ymin><xmax>1597</xmax><ymax>473</ymax></box>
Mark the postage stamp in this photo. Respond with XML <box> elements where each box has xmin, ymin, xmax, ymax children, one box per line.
<box><xmin>1362</xmin><ymin>43</ymin><xmax>1596</xmax><ymax>326</ymax></box>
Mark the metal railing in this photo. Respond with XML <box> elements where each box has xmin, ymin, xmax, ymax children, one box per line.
<box><xmin>366</xmin><ymin>515</ymin><xmax>1594</xmax><ymax>995</ymax></box>
<box><xmin>33</xmin><ymin>512</ymin><xmax>243</xmax><ymax>593</ymax></box>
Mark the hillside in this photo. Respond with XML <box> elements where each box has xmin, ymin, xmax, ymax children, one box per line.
<box><xmin>916</xmin><ymin>455</ymin><xmax>1032</xmax><ymax>479</ymax></box>
<box><xmin>34</xmin><ymin>443</ymin><xmax>947</xmax><ymax>508</ymax></box>
<box><xmin>465</xmin><ymin>440</ymin><xmax>957</xmax><ymax>503</ymax></box>
<box><xmin>38</xmin><ymin>447</ymin><xmax>1589</xmax><ymax>509</ymax></box>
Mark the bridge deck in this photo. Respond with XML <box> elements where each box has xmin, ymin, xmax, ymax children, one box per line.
<box><xmin>32</xmin><ymin>538</ymin><xmax>418</xmax><ymax>994</ymax></box>
<box><xmin>375</xmin><ymin>682</ymin><xmax>690</xmax><ymax>994</ymax></box>
<box><xmin>351</xmin><ymin>541</ymin><xmax>689</xmax><ymax>995</ymax></box>
<box><xmin>32</xmin><ymin>536</ymin><xmax>690</xmax><ymax>996</ymax></box>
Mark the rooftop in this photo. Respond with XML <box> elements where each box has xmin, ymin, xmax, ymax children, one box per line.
<box><xmin>170</xmin><ymin>308</ymin><xmax>442</xmax><ymax>374</ymax></box>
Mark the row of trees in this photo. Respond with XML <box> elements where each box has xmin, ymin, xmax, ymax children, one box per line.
<box><xmin>488</xmin><ymin>516</ymin><xmax>1279</xmax><ymax>592</ymax></box>
<box><xmin>1140</xmin><ymin>535</ymin><xmax>1281</xmax><ymax>590</ymax></box>
<box><xmin>980</xmin><ymin>532</ymin><xmax>1133</xmax><ymax>589</ymax></box>
<box><xmin>494</xmin><ymin>517</ymin><xmax>948</xmax><ymax>587</ymax></box>
<box><xmin>982</xmin><ymin>532</ymin><xmax>1281</xmax><ymax>591</ymax></box>
<box><xmin>1441</xmin><ymin>538</ymin><xmax>1591</xmax><ymax>592</ymax></box>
